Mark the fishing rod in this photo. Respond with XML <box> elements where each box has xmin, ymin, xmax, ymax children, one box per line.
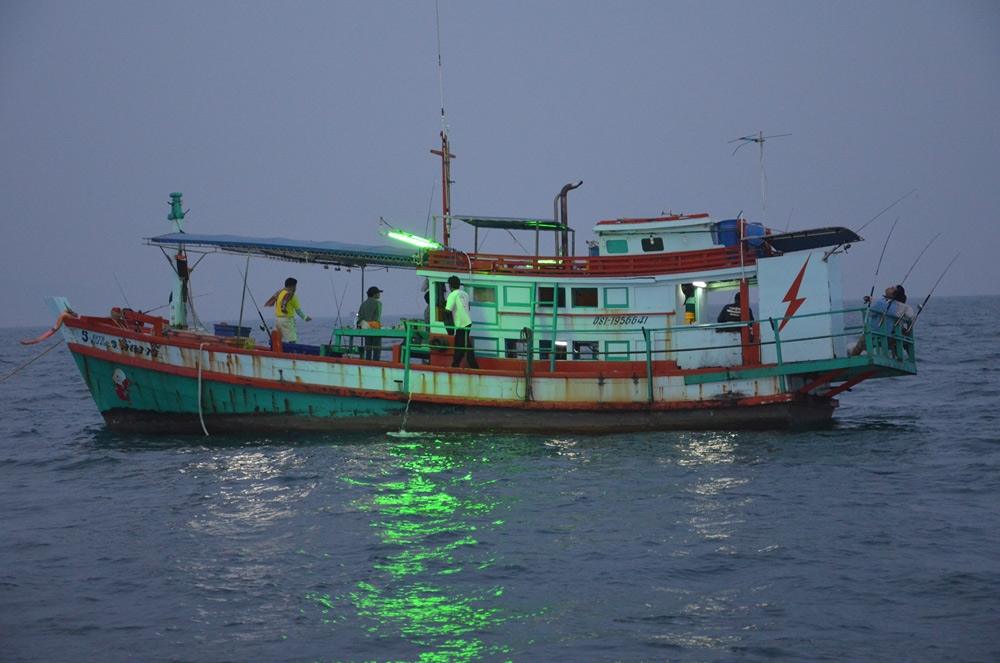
<box><xmin>908</xmin><ymin>252</ymin><xmax>960</xmax><ymax>330</ymax></box>
<box><xmin>236</xmin><ymin>265</ymin><xmax>271</xmax><ymax>335</ymax></box>
<box><xmin>866</xmin><ymin>216</ymin><xmax>900</xmax><ymax>304</ymax></box>
<box><xmin>113</xmin><ymin>272</ymin><xmax>132</xmax><ymax>309</ymax></box>
<box><xmin>856</xmin><ymin>188</ymin><xmax>917</xmax><ymax>233</ymax></box>
<box><xmin>143</xmin><ymin>293</ymin><xmax>210</xmax><ymax>315</ymax></box>
<box><xmin>900</xmin><ymin>232</ymin><xmax>941</xmax><ymax>285</ymax></box>
<box><xmin>329</xmin><ymin>271</ymin><xmax>350</xmax><ymax>327</ymax></box>
<box><xmin>237</xmin><ymin>256</ymin><xmax>250</xmax><ymax>341</ymax></box>
<box><xmin>824</xmin><ymin>189</ymin><xmax>916</xmax><ymax>262</ymax></box>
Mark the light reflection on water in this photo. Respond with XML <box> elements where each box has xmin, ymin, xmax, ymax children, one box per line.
<box><xmin>308</xmin><ymin>437</ymin><xmax>518</xmax><ymax>661</ymax></box>
<box><xmin>183</xmin><ymin>449</ymin><xmax>316</xmax><ymax>535</ymax></box>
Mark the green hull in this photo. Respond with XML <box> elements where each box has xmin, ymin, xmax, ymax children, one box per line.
<box><xmin>73</xmin><ymin>352</ymin><xmax>405</xmax><ymax>425</ymax></box>
<box><xmin>71</xmin><ymin>351</ymin><xmax>834</xmax><ymax>434</ymax></box>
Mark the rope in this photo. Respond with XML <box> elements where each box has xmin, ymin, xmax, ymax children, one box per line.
<box><xmin>196</xmin><ymin>343</ymin><xmax>209</xmax><ymax>437</ymax></box>
<box><xmin>0</xmin><ymin>339</ymin><xmax>64</xmax><ymax>384</ymax></box>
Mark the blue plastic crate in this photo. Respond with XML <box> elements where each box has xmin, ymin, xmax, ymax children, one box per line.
<box><xmin>214</xmin><ymin>323</ymin><xmax>252</xmax><ymax>337</ymax></box>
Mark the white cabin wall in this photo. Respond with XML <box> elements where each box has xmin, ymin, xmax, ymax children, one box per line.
<box><xmin>757</xmin><ymin>250</ymin><xmax>845</xmax><ymax>362</ymax></box>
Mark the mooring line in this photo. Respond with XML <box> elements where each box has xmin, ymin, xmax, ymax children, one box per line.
<box><xmin>0</xmin><ymin>339</ymin><xmax>64</xmax><ymax>384</ymax></box>
<box><xmin>197</xmin><ymin>343</ymin><xmax>209</xmax><ymax>437</ymax></box>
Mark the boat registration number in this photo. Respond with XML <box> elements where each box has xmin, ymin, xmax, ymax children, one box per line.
<box><xmin>592</xmin><ymin>314</ymin><xmax>649</xmax><ymax>327</ymax></box>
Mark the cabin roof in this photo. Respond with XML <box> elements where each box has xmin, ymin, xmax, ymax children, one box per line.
<box><xmin>594</xmin><ymin>213</ymin><xmax>713</xmax><ymax>234</ymax></box>
<box><xmin>146</xmin><ymin>233</ymin><xmax>421</xmax><ymax>268</ymax></box>
<box><xmin>455</xmin><ymin>215</ymin><xmax>564</xmax><ymax>231</ymax></box>
<box><xmin>595</xmin><ymin>213</ymin><xmax>710</xmax><ymax>226</ymax></box>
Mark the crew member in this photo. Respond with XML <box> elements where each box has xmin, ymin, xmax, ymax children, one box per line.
<box><xmin>681</xmin><ymin>284</ymin><xmax>697</xmax><ymax>324</ymax></box>
<box><xmin>717</xmin><ymin>292</ymin><xmax>753</xmax><ymax>329</ymax></box>
<box><xmin>269</xmin><ymin>277</ymin><xmax>311</xmax><ymax>343</ymax></box>
<box><xmin>357</xmin><ymin>286</ymin><xmax>383</xmax><ymax>360</ymax></box>
<box><xmin>445</xmin><ymin>275</ymin><xmax>479</xmax><ymax>369</ymax></box>
<box><xmin>849</xmin><ymin>285</ymin><xmax>913</xmax><ymax>356</ymax></box>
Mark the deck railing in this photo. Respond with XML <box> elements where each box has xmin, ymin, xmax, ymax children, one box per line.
<box><xmin>363</xmin><ymin>305</ymin><xmax>916</xmax><ymax>395</ymax></box>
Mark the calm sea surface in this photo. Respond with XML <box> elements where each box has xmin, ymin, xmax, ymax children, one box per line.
<box><xmin>1</xmin><ymin>296</ymin><xmax>998</xmax><ymax>662</ymax></box>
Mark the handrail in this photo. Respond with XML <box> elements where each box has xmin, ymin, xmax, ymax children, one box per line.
<box><xmin>388</xmin><ymin>304</ymin><xmax>914</xmax><ymax>366</ymax></box>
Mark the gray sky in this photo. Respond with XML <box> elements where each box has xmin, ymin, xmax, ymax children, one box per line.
<box><xmin>2</xmin><ymin>0</ymin><xmax>998</xmax><ymax>327</ymax></box>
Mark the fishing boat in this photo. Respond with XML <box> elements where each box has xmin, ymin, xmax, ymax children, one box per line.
<box><xmin>45</xmin><ymin>133</ymin><xmax>917</xmax><ymax>434</ymax></box>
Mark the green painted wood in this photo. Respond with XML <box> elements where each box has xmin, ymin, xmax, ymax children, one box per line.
<box><xmin>73</xmin><ymin>353</ymin><xmax>403</xmax><ymax>418</ymax></box>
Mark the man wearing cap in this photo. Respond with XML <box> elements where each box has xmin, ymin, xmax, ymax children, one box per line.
<box><xmin>357</xmin><ymin>286</ymin><xmax>383</xmax><ymax>360</ymax></box>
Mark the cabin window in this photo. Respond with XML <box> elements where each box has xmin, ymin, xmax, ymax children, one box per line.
<box><xmin>503</xmin><ymin>285</ymin><xmax>533</xmax><ymax>307</ymax></box>
<box><xmin>538</xmin><ymin>286</ymin><xmax>567</xmax><ymax>308</ymax></box>
<box><xmin>641</xmin><ymin>237</ymin><xmax>664</xmax><ymax>252</ymax></box>
<box><xmin>573</xmin><ymin>341</ymin><xmax>599</xmax><ymax>360</ymax></box>
<box><xmin>474</xmin><ymin>336</ymin><xmax>498</xmax><ymax>359</ymax></box>
<box><xmin>433</xmin><ymin>281</ymin><xmax>448</xmax><ymax>322</ymax></box>
<box><xmin>604</xmin><ymin>287</ymin><xmax>629</xmax><ymax>308</ymax></box>
<box><xmin>471</xmin><ymin>285</ymin><xmax>497</xmax><ymax>306</ymax></box>
<box><xmin>605</xmin><ymin>340</ymin><xmax>631</xmax><ymax>361</ymax></box>
<box><xmin>504</xmin><ymin>338</ymin><xmax>528</xmax><ymax>359</ymax></box>
<box><xmin>605</xmin><ymin>239</ymin><xmax>629</xmax><ymax>254</ymax></box>
<box><xmin>539</xmin><ymin>339</ymin><xmax>567</xmax><ymax>361</ymax></box>
<box><xmin>572</xmin><ymin>287</ymin><xmax>599</xmax><ymax>308</ymax></box>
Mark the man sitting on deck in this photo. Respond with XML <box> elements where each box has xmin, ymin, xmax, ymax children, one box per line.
<box><xmin>849</xmin><ymin>285</ymin><xmax>914</xmax><ymax>358</ymax></box>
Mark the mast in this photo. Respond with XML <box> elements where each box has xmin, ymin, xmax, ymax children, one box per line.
<box><xmin>430</xmin><ymin>132</ymin><xmax>455</xmax><ymax>247</ymax></box>
<box><xmin>429</xmin><ymin>0</ymin><xmax>454</xmax><ymax>247</ymax></box>
<box><xmin>167</xmin><ymin>192</ymin><xmax>189</xmax><ymax>328</ymax></box>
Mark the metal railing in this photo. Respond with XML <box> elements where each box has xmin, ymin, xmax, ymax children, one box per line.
<box><xmin>325</xmin><ymin>305</ymin><xmax>915</xmax><ymax>397</ymax></box>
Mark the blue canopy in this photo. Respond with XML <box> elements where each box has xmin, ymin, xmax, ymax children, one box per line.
<box><xmin>146</xmin><ymin>233</ymin><xmax>422</xmax><ymax>268</ymax></box>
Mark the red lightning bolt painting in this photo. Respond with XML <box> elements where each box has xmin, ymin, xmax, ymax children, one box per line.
<box><xmin>779</xmin><ymin>255</ymin><xmax>811</xmax><ymax>332</ymax></box>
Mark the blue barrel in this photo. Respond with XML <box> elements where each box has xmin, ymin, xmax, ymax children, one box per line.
<box><xmin>744</xmin><ymin>222</ymin><xmax>765</xmax><ymax>248</ymax></box>
<box><xmin>715</xmin><ymin>219</ymin><xmax>740</xmax><ymax>247</ymax></box>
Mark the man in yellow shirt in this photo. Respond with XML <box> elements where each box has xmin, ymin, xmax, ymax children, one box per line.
<box><xmin>269</xmin><ymin>277</ymin><xmax>311</xmax><ymax>343</ymax></box>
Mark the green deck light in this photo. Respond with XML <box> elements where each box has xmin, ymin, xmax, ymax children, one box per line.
<box><xmin>385</xmin><ymin>229</ymin><xmax>443</xmax><ymax>250</ymax></box>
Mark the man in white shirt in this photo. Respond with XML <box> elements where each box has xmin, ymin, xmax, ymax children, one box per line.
<box><xmin>445</xmin><ymin>275</ymin><xmax>479</xmax><ymax>369</ymax></box>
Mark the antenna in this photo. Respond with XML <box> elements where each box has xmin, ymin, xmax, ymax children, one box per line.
<box><xmin>435</xmin><ymin>0</ymin><xmax>447</xmax><ymax>136</ymax></box>
<box><xmin>729</xmin><ymin>130</ymin><xmax>791</xmax><ymax>222</ymax></box>
<box><xmin>429</xmin><ymin>0</ymin><xmax>455</xmax><ymax>246</ymax></box>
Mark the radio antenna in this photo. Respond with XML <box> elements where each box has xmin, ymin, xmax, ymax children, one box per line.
<box><xmin>729</xmin><ymin>130</ymin><xmax>791</xmax><ymax>222</ymax></box>
<box><xmin>435</xmin><ymin>0</ymin><xmax>447</xmax><ymax>136</ymax></box>
<box><xmin>430</xmin><ymin>0</ymin><xmax>456</xmax><ymax>246</ymax></box>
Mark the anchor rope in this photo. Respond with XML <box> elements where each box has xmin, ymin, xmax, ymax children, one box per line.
<box><xmin>0</xmin><ymin>339</ymin><xmax>64</xmax><ymax>384</ymax></box>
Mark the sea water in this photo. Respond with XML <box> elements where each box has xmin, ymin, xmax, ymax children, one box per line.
<box><xmin>1</xmin><ymin>297</ymin><xmax>998</xmax><ymax>661</ymax></box>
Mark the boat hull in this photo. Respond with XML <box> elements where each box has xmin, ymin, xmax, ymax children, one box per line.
<box><xmin>98</xmin><ymin>400</ymin><xmax>834</xmax><ymax>434</ymax></box>
<box><xmin>72</xmin><ymin>351</ymin><xmax>835</xmax><ymax>434</ymax></box>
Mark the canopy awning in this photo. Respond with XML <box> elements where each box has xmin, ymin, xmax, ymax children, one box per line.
<box><xmin>763</xmin><ymin>227</ymin><xmax>862</xmax><ymax>253</ymax></box>
<box><xmin>455</xmin><ymin>215</ymin><xmax>564</xmax><ymax>231</ymax></box>
<box><xmin>146</xmin><ymin>233</ymin><xmax>421</xmax><ymax>268</ymax></box>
